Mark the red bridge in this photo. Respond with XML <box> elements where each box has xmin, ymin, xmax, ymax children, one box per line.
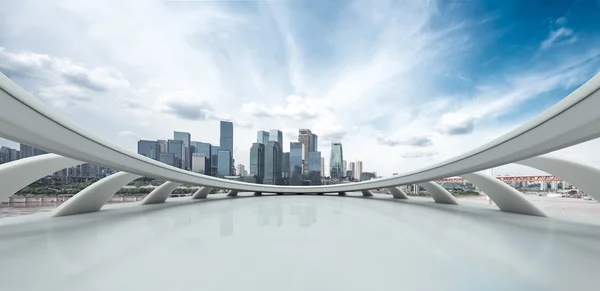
<box><xmin>435</xmin><ymin>175</ymin><xmax>563</xmax><ymax>183</ymax></box>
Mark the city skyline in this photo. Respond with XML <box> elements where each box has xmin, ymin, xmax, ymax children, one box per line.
<box><xmin>1</xmin><ymin>1</ymin><xmax>599</xmax><ymax>176</ymax></box>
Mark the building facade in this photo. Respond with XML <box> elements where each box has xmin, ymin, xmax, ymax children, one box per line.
<box><xmin>298</xmin><ymin>129</ymin><xmax>313</xmax><ymax>172</ymax></box>
<box><xmin>20</xmin><ymin>144</ymin><xmax>47</xmax><ymax>159</ymax></box>
<box><xmin>211</xmin><ymin>145</ymin><xmax>220</xmax><ymax>176</ymax></box>
<box><xmin>174</xmin><ymin>131</ymin><xmax>191</xmax><ymax>170</ymax></box>
<box><xmin>167</xmin><ymin>139</ymin><xmax>184</xmax><ymax>168</ymax></box>
<box><xmin>257</xmin><ymin>130</ymin><xmax>270</xmax><ymax>145</ymax></box>
<box><xmin>217</xmin><ymin>149</ymin><xmax>231</xmax><ymax>177</ymax></box>
<box><xmin>330</xmin><ymin>142</ymin><xmax>344</xmax><ymax>179</ymax></box>
<box><xmin>220</xmin><ymin>121</ymin><xmax>234</xmax><ymax>175</ymax></box>
<box><xmin>263</xmin><ymin>141</ymin><xmax>280</xmax><ymax>185</ymax></box>
<box><xmin>159</xmin><ymin>153</ymin><xmax>178</xmax><ymax>167</ymax></box>
<box><xmin>269</xmin><ymin>130</ymin><xmax>283</xmax><ymax>184</ymax></box>
<box><xmin>250</xmin><ymin>143</ymin><xmax>265</xmax><ymax>183</ymax></box>
<box><xmin>192</xmin><ymin>141</ymin><xmax>212</xmax><ymax>174</ymax></box>
<box><xmin>320</xmin><ymin>157</ymin><xmax>325</xmax><ymax>177</ymax></box>
<box><xmin>137</xmin><ymin>140</ymin><xmax>159</xmax><ymax>160</ymax></box>
<box><xmin>191</xmin><ymin>153</ymin><xmax>207</xmax><ymax>174</ymax></box>
<box><xmin>289</xmin><ymin>142</ymin><xmax>304</xmax><ymax>186</ymax></box>
<box><xmin>307</xmin><ymin>151</ymin><xmax>322</xmax><ymax>185</ymax></box>
<box><xmin>312</xmin><ymin>134</ymin><xmax>318</xmax><ymax>151</ymax></box>
<box><xmin>157</xmin><ymin>140</ymin><xmax>168</xmax><ymax>153</ymax></box>
<box><xmin>282</xmin><ymin>152</ymin><xmax>290</xmax><ymax>181</ymax></box>
<box><xmin>354</xmin><ymin>160</ymin><xmax>363</xmax><ymax>181</ymax></box>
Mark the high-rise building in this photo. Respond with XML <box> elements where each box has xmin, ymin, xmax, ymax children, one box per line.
<box><xmin>354</xmin><ymin>160</ymin><xmax>363</xmax><ymax>181</ymax></box>
<box><xmin>263</xmin><ymin>141</ymin><xmax>280</xmax><ymax>185</ymax></box>
<box><xmin>159</xmin><ymin>153</ymin><xmax>178</xmax><ymax>167</ymax></box>
<box><xmin>343</xmin><ymin>160</ymin><xmax>347</xmax><ymax>175</ymax></box>
<box><xmin>217</xmin><ymin>149</ymin><xmax>231</xmax><ymax>177</ymax></box>
<box><xmin>257</xmin><ymin>130</ymin><xmax>270</xmax><ymax>145</ymax></box>
<box><xmin>250</xmin><ymin>143</ymin><xmax>265</xmax><ymax>183</ymax></box>
<box><xmin>167</xmin><ymin>139</ymin><xmax>184</xmax><ymax>168</ymax></box>
<box><xmin>19</xmin><ymin>144</ymin><xmax>47</xmax><ymax>159</ymax></box>
<box><xmin>312</xmin><ymin>134</ymin><xmax>318</xmax><ymax>151</ymax></box>
<box><xmin>269</xmin><ymin>130</ymin><xmax>283</xmax><ymax>184</ymax></box>
<box><xmin>220</xmin><ymin>121</ymin><xmax>234</xmax><ymax>175</ymax></box>
<box><xmin>298</xmin><ymin>129</ymin><xmax>313</xmax><ymax>171</ymax></box>
<box><xmin>0</xmin><ymin>146</ymin><xmax>20</xmax><ymax>164</ymax></box>
<box><xmin>290</xmin><ymin>142</ymin><xmax>304</xmax><ymax>186</ymax></box>
<box><xmin>307</xmin><ymin>151</ymin><xmax>322</xmax><ymax>185</ymax></box>
<box><xmin>282</xmin><ymin>152</ymin><xmax>290</xmax><ymax>180</ymax></box>
<box><xmin>137</xmin><ymin>140</ymin><xmax>159</xmax><ymax>160</ymax></box>
<box><xmin>192</xmin><ymin>141</ymin><xmax>212</xmax><ymax>174</ymax></box>
<box><xmin>192</xmin><ymin>153</ymin><xmax>207</xmax><ymax>174</ymax></box>
<box><xmin>211</xmin><ymin>145</ymin><xmax>220</xmax><ymax>176</ymax></box>
<box><xmin>330</xmin><ymin>142</ymin><xmax>344</xmax><ymax>179</ymax></box>
<box><xmin>174</xmin><ymin>131</ymin><xmax>191</xmax><ymax>170</ymax></box>
<box><xmin>320</xmin><ymin>157</ymin><xmax>325</xmax><ymax>177</ymax></box>
<box><xmin>349</xmin><ymin>162</ymin><xmax>356</xmax><ymax>180</ymax></box>
<box><xmin>157</xmin><ymin>140</ymin><xmax>168</xmax><ymax>153</ymax></box>
<box><xmin>236</xmin><ymin>164</ymin><xmax>246</xmax><ymax>176</ymax></box>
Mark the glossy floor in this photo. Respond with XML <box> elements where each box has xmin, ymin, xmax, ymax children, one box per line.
<box><xmin>1</xmin><ymin>193</ymin><xmax>599</xmax><ymax>291</ymax></box>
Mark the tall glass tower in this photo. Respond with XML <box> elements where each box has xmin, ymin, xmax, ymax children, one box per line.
<box><xmin>269</xmin><ymin>130</ymin><xmax>283</xmax><ymax>184</ymax></box>
<box><xmin>289</xmin><ymin>142</ymin><xmax>304</xmax><ymax>185</ymax></box>
<box><xmin>174</xmin><ymin>131</ymin><xmax>191</xmax><ymax>170</ymax></box>
<box><xmin>257</xmin><ymin>130</ymin><xmax>270</xmax><ymax>145</ymax></box>
<box><xmin>330</xmin><ymin>142</ymin><xmax>343</xmax><ymax>179</ymax></box>
<box><xmin>220</xmin><ymin>121</ymin><xmax>234</xmax><ymax>175</ymax></box>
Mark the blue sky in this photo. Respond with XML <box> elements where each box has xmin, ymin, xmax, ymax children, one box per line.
<box><xmin>0</xmin><ymin>0</ymin><xmax>599</xmax><ymax>176</ymax></box>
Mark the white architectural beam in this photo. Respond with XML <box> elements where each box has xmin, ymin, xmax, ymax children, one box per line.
<box><xmin>419</xmin><ymin>182</ymin><xmax>458</xmax><ymax>205</ymax></box>
<box><xmin>0</xmin><ymin>154</ymin><xmax>83</xmax><ymax>202</ymax></box>
<box><xmin>361</xmin><ymin>190</ymin><xmax>374</xmax><ymax>196</ymax></box>
<box><xmin>141</xmin><ymin>182</ymin><xmax>181</xmax><ymax>204</ymax></box>
<box><xmin>517</xmin><ymin>156</ymin><xmax>600</xmax><ymax>202</ymax></box>
<box><xmin>191</xmin><ymin>187</ymin><xmax>213</xmax><ymax>199</ymax></box>
<box><xmin>388</xmin><ymin>187</ymin><xmax>409</xmax><ymax>199</ymax></box>
<box><xmin>461</xmin><ymin>173</ymin><xmax>546</xmax><ymax>217</ymax></box>
<box><xmin>52</xmin><ymin>172</ymin><xmax>141</xmax><ymax>217</ymax></box>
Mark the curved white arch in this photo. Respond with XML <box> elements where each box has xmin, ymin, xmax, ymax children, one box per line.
<box><xmin>52</xmin><ymin>172</ymin><xmax>141</xmax><ymax>217</ymax></box>
<box><xmin>226</xmin><ymin>190</ymin><xmax>239</xmax><ymax>197</ymax></box>
<box><xmin>1</xmin><ymin>73</ymin><xmax>600</xmax><ymax>193</ymax></box>
<box><xmin>0</xmin><ymin>154</ymin><xmax>83</xmax><ymax>201</ymax></box>
<box><xmin>141</xmin><ymin>182</ymin><xmax>181</xmax><ymax>205</ymax></box>
<box><xmin>517</xmin><ymin>156</ymin><xmax>600</xmax><ymax>202</ymax></box>
<box><xmin>461</xmin><ymin>173</ymin><xmax>547</xmax><ymax>217</ymax></box>
<box><xmin>388</xmin><ymin>187</ymin><xmax>409</xmax><ymax>199</ymax></box>
<box><xmin>419</xmin><ymin>182</ymin><xmax>458</xmax><ymax>205</ymax></box>
<box><xmin>361</xmin><ymin>190</ymin><xmax>374</xmax><ymax>196</ymax></box>
<box><xmin>191</xmin><ymin>187</ymin><xmax>213</xmax><ymax>199</ymax></box>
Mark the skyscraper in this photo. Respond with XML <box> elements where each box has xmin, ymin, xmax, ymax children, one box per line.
<box><xmin>312</xmin><ymin>134</ymin><xmax>318</xmax><ymax>151</ymax></box>
<box><xmin>250</xmin><ymin>142</ymin><xmax>265</xmax><ymax>183</ymax></box>
<box><xmin>307</xmin><ymin>151</ymin><xmax>322</xmax><ymax>185</ymax></box>
<box><xmin>320</xmin><ymin>157</ymin><xmax>325</xmax><ymax>177</ymax></box>
<box><xmin>269</xmin><ymin>130</ymin><xmax>283</xmax><ymax>184</ymax></box>
<box><xmin>330</xmin><ymin>142</ymin><xmax>344</xmax><ymax>179</ymax></box>
<box><xmin>236</xmin><ymin>164</ymin><xmax>246</xmax><ymax>176</ymax></box>
<box><xmin>137</xmin><ymin>140</ymin><xmax>159</xmax><ymax>160</ymax></box>
<box><xmin>191</xmin><ymin>153</ymin><xmax>207</xmax><ymax>174</ymax></box>
<box><xmin>354</xmin><ymin>160</ymin><xmax>363</xmax><ymax>181</ymax></box>
<box><xmin>289</xmin><ymin>142</ymin><xmax>304</xmax><ymax>185</ymax></box>
<box><xmin>257</xmin><ymin>130</ymin><xmax>270</xmax><ymax>145</ymax></box>
<box><xmin>211</xmin><ymin>145</ymin><xmax>220</xmax><ymax>176</ymax></box>
<box><xmin>343</xmin><ymin>160</ymin><xmax>347</xmax><ymax>175</ymax></box>
<box><xmin>217</xmin><ymin>149</ymin><xmax>231</xmax><ymax>177</ymax></box>
<box><xmin>167</xmin><ymin>139</ymin><xmax>184</xmax><ymax>168</ymax></box>
<box><xmin>192</xmin><ymin>141</ymin><xmax>212</xmax><ymax>174</ymax></box>
<box><xmin>263</xmin><ymin>141</ymin><xmax>280</xmax><ymax>185</ymax></box>
<box><xmin>220</xmin><ymin>121</ymin><xmax>234</xmax><ymax>175</ymax></box>
<box><xmin>282</xmin><ymin>152</ymin><xmax>290</xmax><ymax>181</ymax></box>
<box><xmin>174</xmin><ymin>131</ymin><xmax>191</xmax><ymax>170</ymax></box>
<box><xmin>298</xmin><ymin>129</ymin><xmax>313</xmax><ymax>172</ymax></box>
<box><xmin>349</xmin><ymin>161</ymin><xmax>356</xmax><ymax>180</ymax></box>
<box><xmin>157</xmin><ymin>140</ymin><xmax>168</xmax><ymax>153</ymax></box>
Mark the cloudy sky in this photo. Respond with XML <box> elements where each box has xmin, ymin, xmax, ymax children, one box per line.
<box><xmin>1</xmin><ymin>0</ymin><xmax>599</xmax><ymax>176</ymax></box>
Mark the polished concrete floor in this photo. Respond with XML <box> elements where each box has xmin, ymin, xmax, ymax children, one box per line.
<box><xmin>1</xmin><ymin>193</ymin><xmax>599</xmax><ymax>291</ymax></box>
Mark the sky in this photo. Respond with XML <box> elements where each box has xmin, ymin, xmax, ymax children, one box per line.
<box><xmin>1</xmin><ymin>0</ymin><xmax>600</xmax><ymax>177</ymax></box>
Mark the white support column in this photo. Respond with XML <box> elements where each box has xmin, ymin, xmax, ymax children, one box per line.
<box><xmin>388</xmin><ymin>187</ymin><xmax>409</xmax><ymax>199</ymax></box>
<box><xmin>0</xmin><ymin>154</ymin><xmax>83</xmax><ymax>202</ymax></box>
<box><xmin>517</xmin><ymin>156</ymin><xmax>600</xmax><ymax>202</ymax></box>
<box><xmin>419</xmin><ymin>181</ymin><xmax>458</xmax><ymax>205</ymax></box>
<box><xmin>141</xmin><ymin>181</ymin><xmax>182</xmax><ymax>205</ymax></box>
<box><xmin>226</xmin><ymin>190</ymin><xmax>238</xmax><ymax>197</ymax></box>
<box><xmin>191</xmin><ymin>187</ymin><xmax>213</xmax><ymax>199</ymax></box>
<box><xmin>52</xmin><ymin>172</ymin><xmax>141</xmax><ymax>217</ymax></box>
<box><xmin>361</xmin><ymin>190</ymin><xmax>374</xmax><ymax>196</ymax></box>
<box><xmin>462</xmin><ymin>172</ymin><xmax>546</xmax><ymax>217</ymax></box>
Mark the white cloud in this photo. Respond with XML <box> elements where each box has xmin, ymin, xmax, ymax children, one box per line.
<box><xmin>541</xmin><ymin>25</ymin><xmax>576</xmax><ymax>50</ymax></box>
<box><xmin>0</xmin><ymin>0</ymin><xmax>599</xmax><ymax>178</ymax></box>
